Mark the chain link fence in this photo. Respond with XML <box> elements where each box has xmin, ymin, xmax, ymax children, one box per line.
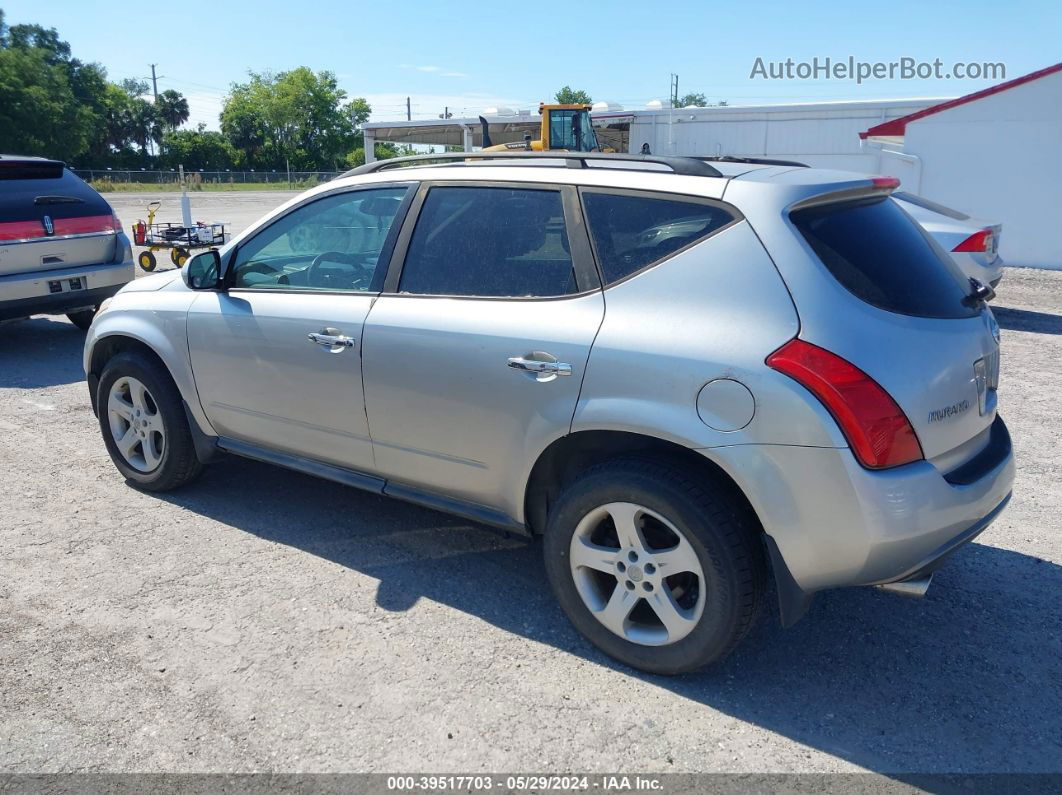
<box><xmin>72</xmin><ymin>169</ymin><xmax>343</xmax><ymax>188</ymax></box>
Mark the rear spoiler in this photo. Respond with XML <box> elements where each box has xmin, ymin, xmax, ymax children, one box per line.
<box><xmin>788</xmin><ymin>176</ymin><xmax>900</xmax><ymax>212</ymax></box>
<box><xmin>0</xmin><ymin>157</ymin><xmax>65</xmax><ymax>180</ymax></box>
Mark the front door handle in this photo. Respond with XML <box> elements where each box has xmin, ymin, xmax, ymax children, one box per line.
<box><xmin>507</xmin><ymin>354</ymin><xmax>572</xmax><ymax>378</ymax></box>
<box><xmin>308</xmin><ymin>328</ymin><xmax>355</xmax><ymax>353</ymax></box>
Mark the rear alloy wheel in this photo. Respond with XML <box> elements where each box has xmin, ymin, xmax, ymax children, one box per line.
<box><xmin>544</xmin><ymin>458</ymin><xmax>766</xmax><ymax>674</ymax></box>
<box><xmin>569</xmin><ymin>502</ymin><xmax>706</xmax><ymax>646</ymax></box>
<box><xmin>97</xmin><ymin>352</ymin><xmax>202</xmax><ymax>491</ymax></box>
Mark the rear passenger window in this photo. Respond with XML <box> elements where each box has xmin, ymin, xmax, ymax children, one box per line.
<box><xmin>582</xmin><ymin>192</ymin><xmax>737</xmax><ymax>284</ymax></box>
<box><xmin>398</xmin><ymin>187</ymin><xmax>576</xmax><ymax>297</ymax></box>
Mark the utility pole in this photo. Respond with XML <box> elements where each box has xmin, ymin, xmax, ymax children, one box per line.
<box><xmin>406</xmin><ymin>97</ymin><xmax>412</xmax><ymax>121</ymax></box>
<box><xmin>149</xmin><ymin>64</ymin><xmax>160</xmax><ymax>102</ymax></box>
<box><xmin>669</xmin><ymin>73</ymin><xmax>679</xmax><ymax>107</ymax></box>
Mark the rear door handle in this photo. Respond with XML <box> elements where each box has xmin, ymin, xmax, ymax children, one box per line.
<box><xmin>308</xmin><ymin>328</ymin><xmax>355</xmax><ymax>352</ymax></box>
<box><xmin>507</xmin><ymin>355</ymin><xmax>572</xmax><ymax>377</ymax></box>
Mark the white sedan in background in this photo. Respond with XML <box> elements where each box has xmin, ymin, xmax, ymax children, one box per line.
<box><xmin>893</xmin><ymin>191</ymin><xmax>1004</xmax><ymax>289</ymax></box>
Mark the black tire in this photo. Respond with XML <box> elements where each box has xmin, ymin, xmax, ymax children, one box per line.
<box><xmin>65</xmin><ymin>306</ymin><xmax>99</xmax><ymax>330</ymax></box>
<box><xmin>543</xmin><ymin>458</ymin><xmax>767</xmax><ymax>674</ymax></box>
<box><xmin>138</xmin><ymin>250</ymin><xmax>157</xmax><ymax>272</ymax></box>
<box><xmin>96</xmin><ymin>351</ymin><xmax>203</xmax><ymax>492</ymax></box>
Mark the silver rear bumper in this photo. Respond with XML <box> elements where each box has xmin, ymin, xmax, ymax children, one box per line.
<box><xmin>0</xmin><ymin>260</ymin><xmax>134</xmax><ymax>320</ymax></box>
<box><xmin>708</xmin><ymin>415</ymin><xmax>1015</xmax><ymax>600</ymax></box>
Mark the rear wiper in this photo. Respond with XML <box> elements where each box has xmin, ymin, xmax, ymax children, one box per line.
<box><xmin>34</xmin><ymin>195</ymin><xmax>84</xmax><ymax>205</ymax></box>
<box><xmin>962</xmin><ymin>277</ymin><xmax>996</xmax><ymax>308</ymax></box>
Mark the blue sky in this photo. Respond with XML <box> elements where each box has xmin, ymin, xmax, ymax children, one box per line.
<box><xmin>5</xmin><ymin>0</ymin><xmax>1060</xmax><ymax>128</ymax></box>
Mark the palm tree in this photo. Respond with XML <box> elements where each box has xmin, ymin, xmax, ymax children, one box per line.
<box><xmin>127</xmin><ymin>99</ymin><xmax>160</xmax><ymax>155</ymax></box>
<box><xmin>155</xmin><ymin>89</ymin><xmax>190</xmax><ymax>131</ymax></box>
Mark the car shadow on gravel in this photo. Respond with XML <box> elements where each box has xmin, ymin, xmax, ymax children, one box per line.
<box><xmin>0</xmin><ymin>316</ymin><xmax>86</xmax><ymax>388</ymax></box>
<box><xmin>993</xmin><ymin>305</ymin><xmax>1062</xmax><ymax>335</ymax></box>
<box><xmin>154</xmin><ymin>455</ymin><xmax>1061</xmax><ymax>776</ymax></box>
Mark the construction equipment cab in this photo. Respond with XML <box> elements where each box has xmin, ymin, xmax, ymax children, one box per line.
<box><xmin>479</xmin><ymin>104</ymin><xmax>603</xmax><ymax>152</ymax></box>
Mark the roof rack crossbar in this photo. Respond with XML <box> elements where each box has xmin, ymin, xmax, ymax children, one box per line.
<box><xmin>343</xmin><ymin>151</ymin><xmax>723</xmax><ymax>178</ymax></box>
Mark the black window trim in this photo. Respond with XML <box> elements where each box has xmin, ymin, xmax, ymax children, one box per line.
<box><xmin>576</xmin><ymin>186</ymin><xmax>744</xmax><ymax>289</ymax></box>
<box><xmin>222</xmin><ymin>181</ymin><xmax>419</xmax><ymax>295</ymax></box>
<box><xmin>382</xmin><ymin>180</ymin><xmax>601</xmax><ymax>301</ymax></box>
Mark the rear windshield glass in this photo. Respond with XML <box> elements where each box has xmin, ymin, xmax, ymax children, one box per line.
<box><xmin>0</xmin><ymin>167</ymin><xmax>109</xmax><ymax>220</ymax></box>
<box><xmin>791</xmin><ymin>196</ymin><xmax>977</xmax><ymax>319</ymax></box>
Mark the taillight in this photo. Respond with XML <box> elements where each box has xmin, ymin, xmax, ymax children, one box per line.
<box><xmin>0</xmin><ymin>214</ymin><xmax>117</xmax><ymax>241</ymax></box>
<box><xmin>0</xmin><ymin>220</ymin><xmax>48</xmax><ymax>241</ymax></box>
<box><xmin>871</xmin><ymin>176</ymin><xmax>900</xmax><ymax>190</ymax></box>
<box><xmin>766</xmin><ymin>339</ymin><xmax>923</xmax><ymax>469</ymax></box>
<box><xmin>52</xmin><ymin>214</ymin><xmax>117</xmax><ymax>236</ymax></box>
<box><xmin>953</xmin><ymin>228</ymin><xmax>992</xmax><ymax>253</ymax></box>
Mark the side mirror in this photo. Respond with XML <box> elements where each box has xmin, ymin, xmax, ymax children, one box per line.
<box><xmin>183</xmin><ymin>249</ymin><xmax>221</xmax><ymax>290</ymax></box>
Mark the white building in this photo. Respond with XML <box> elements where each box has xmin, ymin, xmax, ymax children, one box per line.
<box><xmin>860</xmin><ymin>63</ymin><xmax>1062</xmax><ymax>269</ymax></box>
<box><xmin>607</xmin><ymin>98</ymin><xmax>946</xmax><ymax>173</ymax></box>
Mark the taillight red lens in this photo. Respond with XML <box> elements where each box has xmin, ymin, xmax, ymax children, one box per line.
<box><xmin>0</xmin><ymin>220</ymin><xmax>48</xmax><ymax>241</ymax></box>
<box><xmin>952</xmin><ymin>228</ymin><xmax>991</xmax><ymax>253</ymax></box>
<box><xmin>871</xmin><ymin>176</ymin><xmax>900</xmax><ymax>190</ymax></box>
<box><xmin>0</xmin><ymin>214</ymin><xmax>116</xmax><ymax>241</ymax></box>
<box><xmin>767</xmin><ymin>339</ymin><xmax>923</xmax><ymax>469</ymax></box>
<box><xmin>52</xmin><ymin>214</ymin><xmax>117</xmax><ymax>236</ymax></box>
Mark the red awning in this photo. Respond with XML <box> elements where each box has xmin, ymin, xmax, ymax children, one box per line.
<box><xmin>859</xmin><ymin>62</ymin><xmax>1062</xmax><ymax>139</ymax></box>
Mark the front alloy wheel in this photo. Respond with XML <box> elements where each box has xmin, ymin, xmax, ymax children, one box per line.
<box><xmin>107</xmin><ymin>376</ymin><xmax>166</xmax><ymax>472</ymax></box>
<box><xmin>96</xmin><ymin>352</ymin><xmax>203</xmax><ymax>491</ymax></box>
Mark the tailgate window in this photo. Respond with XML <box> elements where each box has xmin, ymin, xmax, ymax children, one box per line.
<box><xmin>792</xmin><ymin>196</ymin><xmax>977</xmax><ymax>319</ymax></box>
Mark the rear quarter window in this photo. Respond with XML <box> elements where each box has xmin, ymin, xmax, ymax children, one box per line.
<box><xmin>791</xmin><ymin>196</ymin><xmax>977</xmax><ymax>319</ymax></box>
<box><xmin>582</xmin><ymin>191</ymin><xmax>738</xmax><ymax>285</ymax></box>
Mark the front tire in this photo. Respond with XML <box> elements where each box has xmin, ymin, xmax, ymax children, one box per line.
<box><xmin>543</xmin><ymin>458</ymin><xmax>766</xmax><ymax>674</ymax></box>
<box><xmin>96</xmin><ymin>352</ymin><xmax>203</xmax><ymax>491</ymax></box>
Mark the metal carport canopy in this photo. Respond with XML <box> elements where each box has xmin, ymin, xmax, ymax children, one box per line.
<box><xmin>361</xmin><ymin>115</ymin><xmax>543</xmax><ymax>160</ymax></box>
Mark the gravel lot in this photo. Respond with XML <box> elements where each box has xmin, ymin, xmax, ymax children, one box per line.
<box><xmin>1</xmin><ymin>190</ymin><xmax>1060</xmax><ymax>777</ymax></box>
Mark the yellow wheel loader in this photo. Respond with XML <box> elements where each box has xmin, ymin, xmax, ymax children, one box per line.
<box><xmin>479</xmin><ymin>103</ymin><xmax>608</xmax><ymax>152</ymax></box>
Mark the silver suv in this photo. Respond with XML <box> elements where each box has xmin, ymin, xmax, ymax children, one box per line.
<box><xmin>84</xmin><ymin>153</ymin><xmax>1014</xmax><ymax>674</ymax></box>
<box><xmin>1</xmin><ymin>156</ymin><xmax>133</xmax><ymax>328</ymax></box>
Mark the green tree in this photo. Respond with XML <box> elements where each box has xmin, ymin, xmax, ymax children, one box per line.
<box><xmin>0</xmin><ymin>18</ymin><xmax>95</xmax><ymax>161</ymax></box>
<box><xmin>161</xmin><ymin>124</ymin><xmax>236</xmax><ymax>170</ymax></box>
<box><xmin>155</xmin><ymin>88</ymin><xmax>189</xmax><ymax>130</ymax></box>
<box><xmin>221</xmin><ymin>68</ymin><xmax>368</xmax><ymax>170</ymax></box>
<box><xmin>678</xmin><ymin>92</ymin><xmax>707</xmax><ymax>107</ymax></box>
<box><xmin>119</xmin><ymin>77</ymin><xmax>149</xmax><ymax>97</ymax></box>
<box><xmin>554</xmin><ymin>85</ymin><xmax>592</xmax><ymax>105</ymax></box>
<box><xmin>126</xmin><ymin>97</ymin><xmax>160</xmax><ymax>154</ymax></box>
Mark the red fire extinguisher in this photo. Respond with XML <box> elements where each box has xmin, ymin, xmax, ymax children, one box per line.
<box><xmin>133</xmin><ymin>220</ymin><xmax>146</xmax><ymax>246</ymax></box>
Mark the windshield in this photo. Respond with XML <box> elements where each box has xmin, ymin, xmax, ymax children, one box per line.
<box><xmin>548</xmin><ymin>109</ymin><xmax>600</xmax><ymax>152</ymax></box>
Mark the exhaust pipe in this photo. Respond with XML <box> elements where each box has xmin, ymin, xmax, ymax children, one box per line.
<box><xmin>876</xmin><ymin>574</ymin><xmax>933</xmax><ymax>598</ymax></box>
<box><xmin>478</xmin><ymin>116</ymin><xmax>493</xmax><ymax>148</ymax></box>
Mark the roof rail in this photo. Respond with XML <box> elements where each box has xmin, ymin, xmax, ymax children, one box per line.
<box><xmin>694</xmin><ymin>155</ymin><xmax>809</xmax><ymax>168</ymax></box>
<box><xmin>342</xmin><ymin>151</ymin><xmax>723</xmax><ymax>178</ymax></box>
